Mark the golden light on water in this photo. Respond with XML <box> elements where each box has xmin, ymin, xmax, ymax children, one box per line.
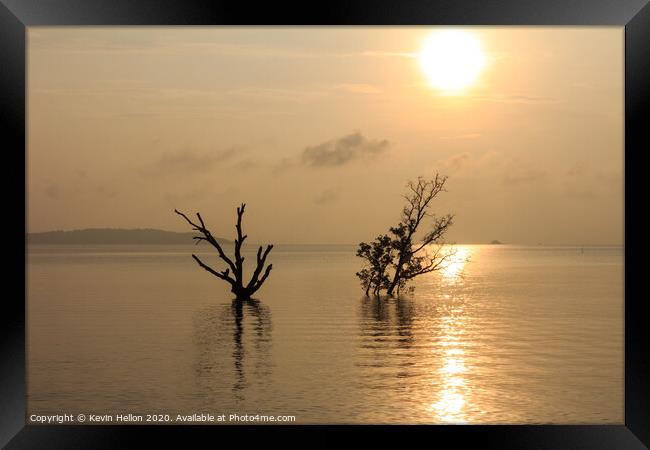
<box><xmin>440</xmin><ymin>357</ymin><xmax>466</xmax><ymax>374</ymax></box>
<box><xmin>418</xmin><ymin>30</ymin><xmax>487</xmax><ymax>95</ymax></box>
<box><xmin>428</xmin><ymin>249</ymin><xmax>474</xmax><ymax>423</ymax></box>
<box><xmin>431</xmin><ymin>391</ymin><xmax>466</xmax><ymax>418</ymax></box>
<box><xmin>441</xmin><ymin>246</ymin><xmax>471</xmax><ymax>279</ymax></box>
<box><xmin>429</xmin><ymin>311</ymin><xmax>469</xmax><ymax>423</ymax></box>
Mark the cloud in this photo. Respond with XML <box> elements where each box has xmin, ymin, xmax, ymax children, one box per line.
<box><xmin>142</xmin><ymin>147</ymin><xmax>244</xmax><ymax>176</ymax></box>
<box><xmin>301</xmin><ymin>131</ymin><xmax>390</xmax><ymax>168</ymax></box>
<box><xmin>30</xmin><ymin>35</ymin><xmax>321</xmax><ymax>59</ymax></box>
<box><xmin>503</xmin><ymin>168</ymin><xmax>547</xmax><ymax>185</ymax></box>
<box><xmin>439</xmin><ymin>153</ymin><xmax>471</xmax><ymax>174</ymax></box>
<box><xmin>271</xmin><ymin>157</ymin><xmax>296</xmax><ymax>174</ymax></box>
<box><xmin>31</xmin><ymin>34</ymin><xmax>416</xmax><ymax>61</ymax></box>
<box><xmin>563</xmin><ymin>165</ymin><xmax>621</xmax><ymax>200</ymax></box>
<box><xmin>233</xmin><ymin>159</ymin><xmax>258</xmax><ymax>171</ymax></box>
<box><xmin>156</xmin><ymin>152</ymin><xmax>215</xmax><ymax>172</ymax></box>
<box><xmin>436</xmin><ymin>150</ymin><xmax>548</xmax><ymax>186</ymax></box>
<box><xmin>163</xmin><ymin>185</ymin><xmax>213</xmax><ymax>204</ymax></box>
<box><xmin>314</xmin><ymin>187</ymin><xmax>341</xmax><ymax>206</ymax></box>
<box><xmin>224</xmin><ymin>87</ymin><xmax>328</xmax><ymax>104</ymax></box>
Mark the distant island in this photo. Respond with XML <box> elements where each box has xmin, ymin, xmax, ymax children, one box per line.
<box><xmin>27</xmin><ymin>228</ymin><xmax>231</xmax><ymax>245</ymax></box>
<box><xmin>490</xmin><ymin>240</ymin><xmax>503</xmax><ymax>245</ymax></box>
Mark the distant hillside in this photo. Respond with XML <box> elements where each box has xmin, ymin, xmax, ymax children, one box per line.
<box><xmin>27</xmin><ymin>228</ymin><xmax>231</xmax><ymax>245</ymax></box>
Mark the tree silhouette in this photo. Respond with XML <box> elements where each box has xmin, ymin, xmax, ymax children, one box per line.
<box><xmin>356</xmin><ymin>173</ymin><xmax>456</xmax><ymax>297</ymax></box>
<box><xmin>175</xmin><ymin>204</ymin><xmax>273</xmax><ymax>300</ymax></box>
<box><xmin>356</xmin><ymin>235</ymin><xmax>393</xmax><ymax>296</ymax></box>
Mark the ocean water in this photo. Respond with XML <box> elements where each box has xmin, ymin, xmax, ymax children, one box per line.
<box><xmin>27</xmin><ymin>244</ymin><xmax>623</xmax><ymax>424</ymax></box>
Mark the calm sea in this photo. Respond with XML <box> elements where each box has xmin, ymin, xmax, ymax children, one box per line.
<box><xmin>27</xmin><ymin>244</ymin><xmax>623</xmax><ymax>424</ymax></box>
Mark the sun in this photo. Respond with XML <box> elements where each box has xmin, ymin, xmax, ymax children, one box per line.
<box><xmin>418</xmin><ymin>30</ymin><xmax>487</xmax><ymax>95</ymax></box>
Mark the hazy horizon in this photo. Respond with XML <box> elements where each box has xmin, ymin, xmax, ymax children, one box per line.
<box><xmin>26</xmin><ymin>226</ymin><xmax>622</xmax><ymax>247</ymax></box>
<box><xmin>28</xmin><ymin>27</ymin><xmax>624</xmax><ymax>245</ymax></box>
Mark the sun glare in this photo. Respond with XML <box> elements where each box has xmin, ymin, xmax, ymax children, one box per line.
<box><xmin>418</xmin><ymin>30</ymin><xmax>487</xmax><ymax>95</ymax></box>
<box><xmin>441</xmin><ymin>246</ymin><xmax>470</xmax><ymax>279</ymax></box>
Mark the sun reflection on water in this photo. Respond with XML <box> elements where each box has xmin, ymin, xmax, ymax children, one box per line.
<box><xmin>430</xmin><ymin>325</ymin><xmax>468</xmax><ymax>422</ymax></box>
<box><xmin>429</xmin><ymin>314</ymin><xmax>469</xmax><ymax>423</ymax></box>
<box><xmin>431</xmin><ymin>391</ymin><xmax>466</xmax><ymax>418</ymax></box>
<box><xmin>428</xmin><ymin>250</ymin><xmax>473</xmax><ymax>423</ymax></box>
<box><xmin>441</xmin><ymin>246</ymin><xmax>471</xmax><ymax>280</ymax></box>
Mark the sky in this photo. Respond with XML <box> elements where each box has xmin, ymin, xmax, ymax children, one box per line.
<box><xmin>27</xmin><ymin>27</ymin><xmax>624</xmax><ymax>245</ymax></box>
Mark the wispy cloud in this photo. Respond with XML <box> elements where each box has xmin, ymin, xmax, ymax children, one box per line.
<box><xmin>314</xmin><ymin>187</ymin><xmax>341</xmax><ymax>206</ymax></box>
<box><xmin>503</xmin><ymin>168</ymin><xmax>547</xmax><ymax>185</ymax></box>
<box><xmin>30</xmin><ymin>37</ymin><xmax>322</xmax><ymax>59</ymax></box>
<box><xmin>563</xmin><ymin>163</ymin><xmax>621</xmax><ymax>200</ymax></box>
<box><xmin>232</xmin><ymin>159</ymin><xmax>258</xmax><ymax>171</ymax></box>
<box><xmin>437</xmin><ymin>150</ymin><xmax>549</xmax><ymax>187</ymax></box>
<box><xmin>301</xmin><ymin>131</ymin><xmax>390</xmax><ymax>168</ymax></box>
<box><xmin>34</xmin><ymin>83</ymin><xmax>381</xmax><ymax>109</ymax></box>
<box><xmin>439</xmin><ymin>153</ymin><xmax>471</xmax><ymax>174</ymax></box>
<box><xmin>223</xmin><ymin>87</ymin><xmax>328</xmax><ymax>104</ymax></box>
<box><xmin>30</xmin><ymin>31</ymin><xmax>419</xmax><ymax>61</ymax></box>
<box><xmin>141</xmin><ymin>147</ymin><xmax>244</xmax><ymax>177</ymax></box>
<box><xmin>271</xmin><ymin>156</ymin><xmax>296</xmax><ymax>174</ymax></box>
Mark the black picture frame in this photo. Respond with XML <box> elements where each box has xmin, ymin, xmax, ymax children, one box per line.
<box><xmin>1</xmin><ymin>0</ymin><xmax>648</xmax><ymax>448</ymax></box>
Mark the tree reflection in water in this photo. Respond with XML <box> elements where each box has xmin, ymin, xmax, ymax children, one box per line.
<box><xmin>194</xmin><ymin>299</ymin><xmax>272</xmax><ymax>403</ymax></box>
<box><xmin>358</xmin><ymin>296</ymin><xmax>417</xmax><ymax>377</ymax></box>
<box><xmin>357</xmin><ymin>291</ymin><xmax>470</xmax><ymax>423</ymax></box>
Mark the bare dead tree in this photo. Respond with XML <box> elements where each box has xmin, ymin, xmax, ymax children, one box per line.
<box><xmin>175</xmin><ymin>204</ymin><xmax>273</xmax><ymax>301</ymax></box>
